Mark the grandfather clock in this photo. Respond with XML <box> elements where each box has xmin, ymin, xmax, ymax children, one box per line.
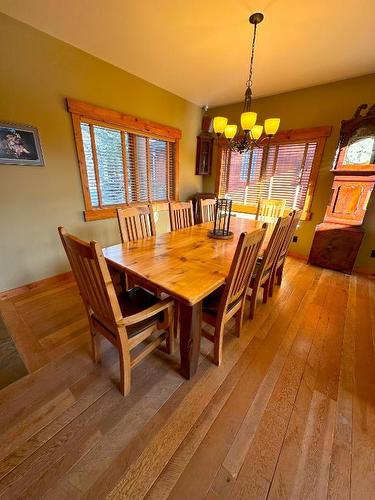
<box><xmin>308</xmin><ymin>104</ymin><xmax>375</xmax><ymax>274</ymax></box>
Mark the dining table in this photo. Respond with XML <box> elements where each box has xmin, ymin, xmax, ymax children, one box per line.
<box><xmin>103</xmin><ymin>217</ymin><xmax>271</xmax><ymax>380</ymax></box>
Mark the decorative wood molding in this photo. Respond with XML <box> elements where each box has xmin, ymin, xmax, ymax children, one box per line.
<box><xmin>67</xmin><ymin>98</ymin><xmax>182</xmax><ymax>140</ymax></box>
<box><xmin>217</xmin><ymin>125</ymin><xmax>332</xmax><ymax>147</ymax></box>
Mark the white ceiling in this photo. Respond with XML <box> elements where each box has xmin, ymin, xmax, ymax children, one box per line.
<box><xmin>1</xmin><ymin>0</ymin><xmax>375</xmax><ymax>107</ymax></box>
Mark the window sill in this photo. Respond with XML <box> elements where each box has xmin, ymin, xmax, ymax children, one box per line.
<box><xmin>84</xmin><ymin>201</ymin><xmax>173</xmax><ymax>222</ymax></box>
<box><xmin>84</xmin><ymin>208</ymin><xmax>118</xmax><ymax>221</ymax></box>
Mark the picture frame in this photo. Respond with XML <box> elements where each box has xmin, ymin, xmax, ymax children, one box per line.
<box><xmin>0</xmin><ymin>122</ymin><xmax>44</xmax><ymax>166</ymax></box>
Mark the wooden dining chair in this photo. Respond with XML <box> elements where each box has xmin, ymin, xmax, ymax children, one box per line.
<box><xmin>202</xmin><ymin>227</ymin><xmax>266</xmax><ymax>366</ymax></box>
<box><xmin>269</xmin><ymin>209</ymin><xmax>302</xmax><ymax>296</ymax></box>
<box><xmin>199</xmin><ymin>198</ymin><xmax>217</xmax><ymax>223</ymax></box>
<box><xmin>116</xmin><ymin>205</ymin><xmax>156</xmax><ymax>243</ymax></box>
<box><xmin>247</xmin><ymin>214</ymin><xmax>291</xmax><ymax>319</ymax></box>
<box><xmin>58</xmin><ymin>226</ymin><xmax>174</xmax><ymax>396</ymax></box>
<box><xmin>169</xmin><ymin>201</ymin><xmax>194</xmax><ymax>230</ymax></box>
<box><xmin>255</xmin><ymin>198</ymin><xmax>286</xmax><ymax>222</ymax></box>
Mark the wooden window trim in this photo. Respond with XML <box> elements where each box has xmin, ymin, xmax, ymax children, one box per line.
<box><xmin>67</xmin><ymin>98</ymin><xmax>181</xmax><ymax>221</ymax></box>
<box><xmin>215</xmin><ymin>125</ymin><xmax>332</xmax><ymax>221</ymax></box>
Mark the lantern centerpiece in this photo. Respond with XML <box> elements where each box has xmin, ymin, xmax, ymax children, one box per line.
<box><xmin>208</xmin><ymin>198</ymin><xmax>234</xmax><ymax>240</ymax></box>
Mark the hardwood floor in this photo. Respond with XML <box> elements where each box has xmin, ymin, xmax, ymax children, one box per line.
<box><xmin>0</xmin><ymin>258</ymin><xmax>374</xmax><ymax>499</ymax></box>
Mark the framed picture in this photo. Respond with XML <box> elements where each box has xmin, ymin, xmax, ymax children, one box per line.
<box><xmin>0</xmin><ymin>122</ymin><xmax>44</xmax><ymax>166</ymax></box>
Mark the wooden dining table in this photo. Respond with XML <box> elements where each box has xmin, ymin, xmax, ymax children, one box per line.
<box><xmin>103</xmin><ymin>217</ymin><xmax>270</xmax><ymax>379</ymax></box>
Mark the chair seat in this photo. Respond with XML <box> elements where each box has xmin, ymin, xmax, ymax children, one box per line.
<box><xmin>203</xmin><ymin>285</ymin><xmax>242</xmax><ymax>317</ymax></box>
<box><xmin>119</xmin><ymin>287</ymin><xmax>164</xmax><ymax>336</ymax></box>
<box><xmin>93</xmin><ymin>287</ymin><xmax>163</xmax><ymax>338</ymax></box>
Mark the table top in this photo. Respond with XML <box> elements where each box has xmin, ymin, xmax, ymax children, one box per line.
<box><xmin>103</xmin><ymin>218</ymin><xmax>268</xmax><ymax>306</ymax></box>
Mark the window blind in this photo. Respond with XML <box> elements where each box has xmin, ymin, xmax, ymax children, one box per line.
<box><xmin>80</xmin><ymin>122</ymin><xmax>176</xmax><ymax>208</ymax></box>
<box><xmin>218</xmin><ymin>140</ymin><xmax>318</xmax><ymax>210</ymax></box>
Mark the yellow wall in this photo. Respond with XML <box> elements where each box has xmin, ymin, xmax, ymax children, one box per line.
<box><xmin>0</xmin><ymin>14</ymin><xmax>202</xmax><ymax>291</ymax></box>
<box><xmin>205</xmin><ymin>74</ymin><xmax>375</xmax><ymax>272</ymax></box>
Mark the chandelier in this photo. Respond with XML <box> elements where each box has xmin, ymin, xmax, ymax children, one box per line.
<box><xmin>213</xmin><ymin>13</ymin><xmax>280</xmax><ymax>154</ymax></box>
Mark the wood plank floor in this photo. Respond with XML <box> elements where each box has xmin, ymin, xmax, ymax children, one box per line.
<box><xmin>0</xmin><ymin>258</ymin><xmax>374</xmax><ymax>499</ymax></box>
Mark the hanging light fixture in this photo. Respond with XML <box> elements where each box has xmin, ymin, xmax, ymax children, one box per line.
<box><xmin>213</xmin><ymin>13</ymin><xmax>280</xmax><ymax>154</ymax></box>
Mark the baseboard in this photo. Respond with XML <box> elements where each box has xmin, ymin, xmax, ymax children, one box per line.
<box><xmin>353</xmin><ymin>267</ymin><xmax>375</xmax><ymax>278</ymax></box>
<box><xmin>0</xmin><ymin>271</ymin><xmax>74</xmax><ymax>301</ymax></box>
<box><xmin>287</xmin><ymin>252</ymin><xmax>374</xmax><ymax>278</ymax></box>
<box><xmin>287</xmin><ymin>251</ymin><xmax>308</xmax><ymax>262</ymax></box>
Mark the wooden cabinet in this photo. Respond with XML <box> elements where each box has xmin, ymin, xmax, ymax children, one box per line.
<box><xmin>308</xmin><ymin>223</ymin><xmax>364</xmax><ymax>274</ymax></box>
<box><xmin>308</xmin><ymin>104</ymin><xmax>375</xmax><ymax>274</ymax></box>
<box><xmin>195</xmin><ymin>114</ymin><xmax>214</xmax><ymax>176</ymax></box>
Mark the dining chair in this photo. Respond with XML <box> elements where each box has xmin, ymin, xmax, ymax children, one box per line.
<box><xmin>199</xmin><ymin>198</ymin><xmax>217</xmax><ymax>223</ymax></box>
<box><xmin>269</xmin><ymin>209</ymin><xmax>302</xmax><ymax>296</ymax></box>
<box><xmin>201</xmin><ymin>226</ymin><xmax>266</xmax><ymax>366</ymax></box>
<box><xmin>247</xmin><ymin>214</ymin><xmax>291</xmax><ymax>319</ymax></box>
<box><xmin>58</xmin><ymin>226</ymin><xmax>174</xmax><ymax>396</ymax></box>
<box><xmin>255</xmin><ymin>198</ymin><xmax>286</xmax><ymax>222</ymax></box>
<box><xmin>116</xmin><ymin>205</ymin><xmax>156</xmax><ymax>243</ymax></box>
<box><xmin>169</xmin><ymin>201</ymin><xmax>194</xmax><ymax>230</ymax></box>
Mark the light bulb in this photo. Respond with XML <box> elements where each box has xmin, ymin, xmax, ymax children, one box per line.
<box><xmin>213</xmin><ymin>116</ymin><xmax>228</xmax><ymax>135</ymax></box>
<box><xmin>241</xmin><ymin>111</ymin><xmax>257</xmax><ymax>131</ymax></box>
<box><xmin>224</xmin><ymin>124</ymin><xmax>237</xmax><ymax>139</ymax></box>
<box><xmin>251</xmin><ymin>125</ymin><xmax>263</xmax><ymax>140</ymax></box>
<box><xmin>264</xmin><ymin>118</ymin><xmax>280</xmax><ymax>136</ymax></box>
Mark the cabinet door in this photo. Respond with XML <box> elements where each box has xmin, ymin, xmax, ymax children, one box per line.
<box><xmin>195</xmin><ymin>137</ymin><xmax>213</xmax><ymax>175</ymax></box>
<box><xmin>324</xmin><ymin>179</ymin><xmax>374</xmax><ymax>225</ymax></box>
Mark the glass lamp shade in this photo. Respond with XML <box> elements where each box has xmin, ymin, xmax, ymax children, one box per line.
<box><xmin>264</xmin><ymin>118</ymin><xmax>280</xmax><ymax>136</ymax></box>
<box><xmin>251</xmin><ymin>125</ymin><xmax>263</xmax><ymax>140</ymax></box>
<box><xmin>224</xmin><ymin>124</ymin><xmax>238</xmax><ymax>139</ymax></box>
<box><xmin>240</xmin><ymin>111</ymin><xmax>257</xmax><ymax>131</ymax></box>
<box><xmin>213</xmin><ymin>116</ymin><xmax>228</xmax><ymax>135</ymax></box>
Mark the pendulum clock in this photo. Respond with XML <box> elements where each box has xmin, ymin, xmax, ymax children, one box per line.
<box><xmin>308</xmin><ymin>104</ymin><xmax>375</xmax><ymax>274</ymax></box>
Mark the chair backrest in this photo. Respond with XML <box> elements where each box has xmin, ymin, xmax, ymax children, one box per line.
<box><xmin>200</xmin><ymin>198</ymin><xmax>216</xmax><ymax>223</ymax></box>
<box><xmin>220</xmin><ymin>227</ymin><xmax>267</xmax><ymax>315</ymax></box>
<box><xmin>117</xmin><ymin>205</ymin><xmax>156</xmax><ymax>243</ymax></box>
<box><xmin>169</xmin><ymin>201</ymin><xmax>194</xmax><ymax>230</ymax></box>
<box><xmin>259</xmin><ymin>215</ymin><xmax>291</xmax><ymax>277</ymax></box>
<box><xmin>278</xmin><ymin>209</ymin><xmax>302</xmax><ymax>261</ymax></box>
<box><xmin>58</xmin><ymin>227</ymin><xmax>122</xmax><ymax>332</ymax></box>
<box><xmin>256</xmin><ymin>198</ymin><xmax>286</xmax><ymax>222</ymax></box>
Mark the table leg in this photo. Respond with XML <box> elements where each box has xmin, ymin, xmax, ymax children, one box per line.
<box><xmin>179</xmin><ymin>301</ymin><xmax>202</xmax><ymax>379</ymax></box>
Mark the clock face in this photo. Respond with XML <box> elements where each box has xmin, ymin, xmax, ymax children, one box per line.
<box><xmin>342</xmin><ymin>125</ymin><xmax>375</xmax><ymax>166</ymax></box>
<box><xmin>343</xmin><ymin>136</ymin><xmax>375</xmax><ymax>165</ymax></box>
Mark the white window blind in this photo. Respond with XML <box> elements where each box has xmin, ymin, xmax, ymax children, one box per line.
<box><xmin>219</xmin><ymin>141</ymin><xmax>318</xmax><ymax>210</ymax></box>
<box><xmin>80</xmin><ymin>122</ymin><xmax>176</xmax><ymax>208</ymax></box>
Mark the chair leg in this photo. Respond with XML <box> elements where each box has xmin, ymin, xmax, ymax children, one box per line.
<box><xmin>174</xmin><ymin>302</ymin><xmax>180</xmax><ymax>339</ymax></box>
<box><xmin>118</xmin><ymin>343</ymin><xmax>131</xmax><ymax>396</ymax></box>
<box><xmin>269</xmin><ymin>271</ymin><xmax>275</xmax><ymax>298</ymax></box>
<box><xmin>262</xmin><ymin>279</ymin><xmax>269</xmax><ymax>304</ymax></box>
<box><xmin>235</xmin><ymin>302</ymin><xmax>245</xmax><ymax>337</ymax></box>
<box><xmin>276</xmin><ymin>265</ymin><xmax>283</xmax><ymax>286</ymax></box>
<box><xmin>213</xmin><ymin>323</ymin><xmax>225</xmax><ymax>366</ymax></box>
<box><xmin>166</xmin><ymin>308</ymin><xmax>175</xmax><ymax>354</ymax></box>
<box><xmin>248</xmin><ymin>285</ymin><xmax>259</xmax><ymax>320</ymax></box>
<box><xmin>91</xmin><ymin>332</ymin><xmax>101</xmax><ymax>363</ymax></box>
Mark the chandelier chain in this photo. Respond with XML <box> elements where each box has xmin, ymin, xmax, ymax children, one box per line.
<box><xmin>246</xmin><ymin>22</ymin><xmax>258</xmax><ymax>89</ymax></box>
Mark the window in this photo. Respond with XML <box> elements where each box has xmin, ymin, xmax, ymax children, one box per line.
<box><xmin>216</xmin><ymin>126</ymin><xmax>331</xmax><ymax>220</ymax></box>
<box><xmin>68</xmin><ymin>99</ymin><xmax>181</xmax><ymax>221</ymax></box>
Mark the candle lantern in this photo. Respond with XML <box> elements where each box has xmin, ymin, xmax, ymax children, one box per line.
<box><xmin>208</xmin><ymin>198</ymin><xmax>234</xmax><ymax>240</ymax></box>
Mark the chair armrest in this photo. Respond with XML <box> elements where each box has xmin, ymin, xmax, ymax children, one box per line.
<box><xmin>119</xmin><ymin>298</ymin><xmax>174</xmax><ymax>327</ymax></box>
